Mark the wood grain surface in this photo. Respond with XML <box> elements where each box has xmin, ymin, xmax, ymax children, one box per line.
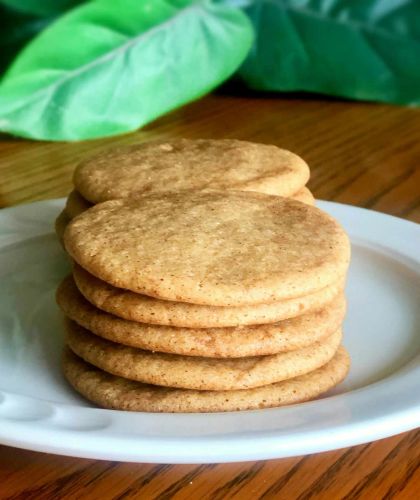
<box><xmin>0</xmin><ymin>93</ymin><xmax>419</xmax><ymax>499</ymax></box>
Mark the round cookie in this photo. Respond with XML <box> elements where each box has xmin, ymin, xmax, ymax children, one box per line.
<box><xmin>65</xmin><ymin>320</ymin><xmax>342</xmax><ymax>391</ymax></box>
<box><xmin>292</xmin><ymin>187</ymin><xmax>315</xmax><ymax>205</ymax></box>
<box><xmin>63</xmin><ymin>347</ymin><xmax>350</xmax><ymax>412</ymax></box>
<box><xmin>58</xmin><ymin>275</ymin><xmax>346</xmax><ymax>357</ymax></box>
<box><xmin>65</xmin><ymin>190</ymin><xmax>92</xmax><ymax>219</ymax></box>
<box><xmin>64</xmin><ymin>191</ymin><xmax>350</xmax><ymax>306</ymax></box>
<box><xmin>73</xmin><ymin>265</ymin><xmax>346</xmax><ymax>328</ymax></box>
<box><xmin>73</xmin><ymin>139</ymin><xmax>310</xmax><ymax>203</ymax></box>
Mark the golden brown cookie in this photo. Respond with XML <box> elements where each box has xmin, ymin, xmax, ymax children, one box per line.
<box><xmin>65</xmin><ymin>190</ymin><xmax>92</xmax><ymax>219</ymax></box>
<box><xmin>64</xmin><ymin>191</ymin><xmax>350</xmax><ymax>306</ymax></box>
<box><xmin>63</xmin><ymin>346</ymin><xmax>350</xmax><ymax>412</ymax></box>
<box><xmin>73</xmin><ymin>139</ymin><xmax>310</xmax><ymax>203</ymax></box>
<box><xmin>58</xmin><ymin>275</ymin><xmax>346</xmax><ymax>357</ymax></box>
<box><xmin>73</xmin><ymin>265</ymin><xmax>345</xmax><ymax>328</ymax></box>
<box><xmin>65</xmin><ymin>320</ymin><xmax>342</xmax><ymax>391</ymax></box>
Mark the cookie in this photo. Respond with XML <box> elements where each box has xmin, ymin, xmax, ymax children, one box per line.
<box><xmin>65</xmin><ymin>190</ymin><xmax>92</xmax><ymax>219</ymax></box>
<box><xmin>73</xmin><ymin>139</ymin><xmax>310</xmax><ymax>204</ymax></box>
<box><xmin>58</xmin><ymin>275</ymin><xmax>346</xmax><ymax>357</ymax></box>
<box><xmin>292</xmin><ymin>187</ymin><xmax>315</xmax><ymax>205</ymax></box>
<box><xmin>63</xmin><ymin>346</ymin><xmax>350</xmax><ymax>412</ymax></box>
<box><xmin>64</xmin><ymin>191</ymin><xmax>350</xmax><ymax>306</ymax></box>
<box><xmin>65</xmin><ymin>320</ymin><xmax>342</xmax><ymax>391</ymax></box>
<box><xmin>73</xmin><ymin>265</ymin><xmax>345</xmax><ymax>328</ymax></box>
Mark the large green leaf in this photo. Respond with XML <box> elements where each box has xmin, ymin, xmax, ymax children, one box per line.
<box><xmin>239</xmin><ymin>0</ymin><xmax>420</xmax><ymax>105</ymax></box>
<box><xmin>0</xmin><ymin>0</ymin><xmax>84</xmax><ymax>16</ymax></box>
<box><xmin>0</xmin><ymin>0</ymin><xmax>253</xmax><ymax>141</ymax></box>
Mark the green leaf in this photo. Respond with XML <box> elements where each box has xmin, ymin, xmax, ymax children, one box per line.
<box><xmin>238</xmin><ymin>0</ymin><xmax>420</xmax><ymax>105</ymax></box>
<box><xmin>0</xmin><ymin>6</ymin><xmax>53</xmax><ymax>74</ymax></box>
<box><xmin>0</xmin><ymin>0</ymin><xmax>84</xmax><ymax>17</ymax></box>
<box><xmin>0</xmin><ymin>0</ymin><xmax>253</xmax><ymax>141</ymax></box>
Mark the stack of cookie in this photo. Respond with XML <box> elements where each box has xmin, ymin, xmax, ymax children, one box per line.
<box><xmin>58</xmin><ymin>189</ymin><xmax>351</xmax><ymax>413</ymax></box>
<box><xmin>56</xmin><ymin>138</ymin><xmax>314</xmax><ymax>240</ymax></box>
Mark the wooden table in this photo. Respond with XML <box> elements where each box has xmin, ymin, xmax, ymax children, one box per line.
<box><xmin>0</xmin><ymin>94</ymin><xmax>419</xmax><ymax>498</ymax></box>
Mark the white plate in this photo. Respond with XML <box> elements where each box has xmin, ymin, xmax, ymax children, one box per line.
<box><xmin>0</xmin><ymin>199</ymin><xmax>419</xmax><ymax>463</ymax></box>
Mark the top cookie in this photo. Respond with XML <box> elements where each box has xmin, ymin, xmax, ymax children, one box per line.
<box><xmin>64</xmin><ymin>191</ymin><xmax>350</xmax><ymax>306</ymax></box>
<box><xmin>73</xmin><ymin>139</ymin><xmax>310</xmax><ymax>203</ymax></box>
